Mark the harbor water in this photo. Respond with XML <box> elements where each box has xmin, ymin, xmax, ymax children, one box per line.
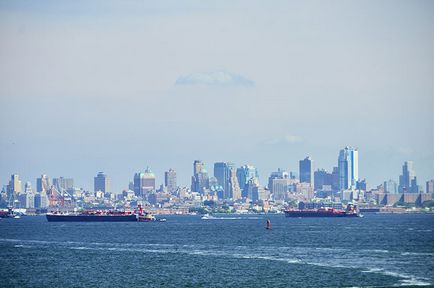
<box><xmin>1</xmin><ymin>213</ymin><xmax>433</xmax><ymax>287</ymax></box>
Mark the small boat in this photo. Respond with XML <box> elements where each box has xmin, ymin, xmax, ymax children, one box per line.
<box><xmin>137</xmin><ymin>205</ymin><xmax>156</xmax><ymax>222</ymax></box>
<box><xmin>138</xmin><ymin>213</ymin><xmax>156</xmax><ymax>222</ymax></box>
<box><xmin>201</xmin><ymin>214</ymin><xmax>217</xmax><ymax>220</ymax></box>
<box><xmin>0</xmin><ymin>207</ymin><xmax>17</xmax><ymax>219</ymax></box>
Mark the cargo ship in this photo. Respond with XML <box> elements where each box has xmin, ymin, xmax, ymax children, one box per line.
<box><xmin>284</xmin><ymin>204</ymin><xmax>361</xmax><ymax>218</ymax></box>
<box><xmin>46</xmin><ymin>210</ymin><xmax>138</xmax><ymax>222</ymax></box>
<box><xmin>46</xmin><ymin>205</ymin><xmax>156</xmax><ymax>222</ymax></box>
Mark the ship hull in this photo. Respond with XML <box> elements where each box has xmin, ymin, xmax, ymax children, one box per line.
<box><xmin>284</xmin><ymin>211</ymin><xmax>359</xmax><ymax>217</ymax></box>
<box><xmin>46</xmin><ymin>214</ymin><xmax>138</xmax><ymax>222</ymax></box>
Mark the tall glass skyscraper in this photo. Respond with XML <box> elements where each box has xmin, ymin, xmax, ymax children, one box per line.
<box><xmin>236</xmin><ymin>165</ymin><xmax>258</xmax><ymax>192</ymax></box>
<box><xmin>338</xmin><ymin>146</ymin><xmax>359</xmax><ymax>190</ymax></box>
<box><xmin>214</xmin><ymin>162</ymin><xmax>235</xmax><ymax>199</ymax></box>
<box><xmin>191</xmin><ymin>160</ymin><xmax>209</xmax><ymax>194</ymax></box>
<box><xmin>94</xmin><ymin>172</ymin><xmax>110</xmax><ymax>193</ymax></box>
<box><xmin>299</xmin><ymin>156</ymin><xmax>314</xmax><ymax>187</ymax></box>
<box><xmin>398</xmin><ymin>161</ymin><xmax>418</xmax><ymax>193</ymax></box>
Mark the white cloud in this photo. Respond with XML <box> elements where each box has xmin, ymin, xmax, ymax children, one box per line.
<box><xmin>265</xmin><ymin>134</ymin><xmax>304</xmax><ymax>145</ymax></box>
<box><xmin>284</xmin><ymin>135</ymin><xmax>304</xmax><ymax>143</ymax></box>
<box><xmin>175</xmin><ymin>71</ymin><xmax>254</xmax><ymax>87</ymax></box>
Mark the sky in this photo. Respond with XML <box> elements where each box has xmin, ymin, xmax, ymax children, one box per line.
<box><xmin>0</xmin><ymin>0</ymin><xmax>433</xmax><ymax>192</ymax></box>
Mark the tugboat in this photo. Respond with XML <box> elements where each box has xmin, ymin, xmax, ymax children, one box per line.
<box><xmin>284</xmin><ymin>203</ymin><xmax>362</xmax><ymax>218</ymax></box>
<box><xmin>137</xmin><ymin>205</ymin><xmax>156</xmax><ymax>222</ymax></box>
<box><xmin>0</xmin><ymin>207</ymin><xmax>17</xmax><ymax>219</ymax></box>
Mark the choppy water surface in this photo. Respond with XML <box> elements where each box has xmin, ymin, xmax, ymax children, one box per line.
<box><xmin>1</xmin><ymin>213</ymin><xmax>433</xmax><ymax>287</ymax></box>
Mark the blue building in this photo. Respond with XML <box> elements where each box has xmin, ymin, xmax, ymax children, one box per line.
<box><xmin>338</xmin><ymin>146</ymin><xmax>359</xmax><ymax>190</ymax></box>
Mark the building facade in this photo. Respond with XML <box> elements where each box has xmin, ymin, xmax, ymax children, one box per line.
<box><xmin>427</xmin><ymin>180</ymin><xmax>434</xmax><ymax>194</ymax></box>
<box><xmin>338</xmin><ymin>146</ymin><xmax>359</xmax><ymax>190</ymax></box>
<box><xmin>164</xmin><ymin>169</ymin><xmax>177</xmax><ymax>193</ymax></box>
<box><xmin>398</xmin><ymin>161</ymin><xmax>418</xmax><ymax>193</ymax></box>
<box><xmin>384</xmin><ymin>179</ymin><xmax>398</xmax><ymax>194</ymax></box>
<box><xmin>214</xmin><ymin>162</ymin><xmax>235</xmax><ymax>199</ymax></box>
<box><xmin>299</xmin><ymin>156</ymin><xmax>314</xmax><ymax>187</ymax></box>
<box><xmin>94</xmin><ymin>172</ymin><xmax>110</xmax><ymax>193</ymax></box>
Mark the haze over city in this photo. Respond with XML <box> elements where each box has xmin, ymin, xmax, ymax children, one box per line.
<box><xmin>1</xmin><ymin>0</ymin><xmax>433</xmax><ymax>192</ymax></box>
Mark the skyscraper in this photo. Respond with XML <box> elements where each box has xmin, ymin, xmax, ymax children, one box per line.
<box><xmin>236</xmin><ymin>165</ymin><xmax>258</xmax><ymax>192</ymax></box>
<box><xmin>191</xmin><ymin>160</ymin><xmax>209</xmax><ymax>194</ymax></box>
<box><xmin>338</xmin><ymin>146</ymin><xmax>359</xmax><ymax>190</ymax></box>
<box><xmin>398</xmin><ymin>161</ymin><xmax>418</xmax><ymax>193</ymax></box>
<box><xmin>245</xmin><ymin>177</ymin><xmax>260</xmax><ymax>201</ymax></box>
<box><xmin>143</xmin><ymin>167</ymin><xmax>156</xmax><ymax>192</ymax></box>
<box><xmin>214</xmin><ymin>162</ymin><xmax>235</xmax><ymax>199</ymax></box>
<box><xmin>331</xmin><ymin>167</ymin><xmax>340</xmax><ymax>191</ymax></box>
<box><xmin>299</xmin><ymin>156</ymin><xmax>314</xmax><ymax>187</ymax></box>
<box><xmin>193</xmin><ymin>160</ymin><xmax>203</xmax><ymax>176</ymax></box>
<box><xmin>314</xmin><ymin>169</ymin><xmax>333</xmax><ymax>191</ymax></box>
<box><xmin>19</xmin><ymin>182</ymin><xmax>35</xmax><ymax>209</ymax></box>
<box><xmin>7</xmin><ymin>174</ymin><xmax>21</xmax><ymax>200</ymax></box>
<box><xmin>37</xmin><ymin>174</ymin><xmax>51</xmax><ymax>193</ymax></box>
<box><xmin>229</xmin><ymin>169</ymin><xmax>241</xmax><ymax>200</ymax></box>
<box><xmin>164</xmin><ymin>169</ymin><xmax>177</xmax><ymax>193</ymax></box>
<box><xmin>427</xmin><ymin>180</ymin><xmax>434</xmax><ymax>194</ymax></box>
<box><xmin>94</xmin><ymin>172</ymin><xmax>110</xmax><ymax>193</ymax></box>
<box><xmin>133</xmin><ymin>172</ymin><xmax>144</xmax><ymax>197</ymax></box>
<box><xmin>271</xmin><ymin>178</ymin><xmax>290</xmax><ymax>201</ymax></box>
<box><xmin>133</xmin><ymin>167</ymin><xmax>156</xmax><ymax>197</ymax></box>
<box><xmin>268</xmin><ymin>168</ymin><xmax>289</xmax><ymax>192</ymax></box>
<box><xmin>384</xmin><ymin>179</ymin><xmax>398</xmax><ymax>194</ymax></box>
<box><xmin>53</xmin><ymin>177</ymin><xmax>74</xmax><ymax>191</ymax></box>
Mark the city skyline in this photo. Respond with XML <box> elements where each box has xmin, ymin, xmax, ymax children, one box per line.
<box><xmin>1</xmin><ymin>152</ymin><xmax>431</xmax><ymax>194</ymax></box>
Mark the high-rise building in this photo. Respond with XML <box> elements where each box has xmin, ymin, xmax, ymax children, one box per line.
<box><xmin>296</xmin><ymin>182</ymin><xmax>314</xmax><ymax>200</ymax></box>
<box><xmin>193</xmin><ymin>160</ymin><xmax>203</xmax><ymax>176</ymax></box>
<box><xmin>142</xmin><ymin>167</ymin><xmax>156</xmax><ymax>193</ymax></box>
<box><xmin>35</xmin><ymin>191</ymin><xmax>49</xmax><ymax>209</ymax></box>
<box><xmin>268</xmin><ymin>169</ymin><xmax>289</xmax><ymax>192</ymax></box>
<box><xmin>398</xmin><ymin>161</ymin><xmax>418</xmax><ymax>193</ymax></box>
<box><xmin>229</xmin><ymin>169</ymin><xmax>241</xmax><ymax>200</ymax></box>
<box><xmin>7</xmin><ymin>174</ymin><xmax>21</xmax><ymax>200</ymax></box>
<box><xmin>164</xmin><ymin>169</ymin><xmax>177</xmax><ymax>193</ymax></box>
<box><xmin>191</xmin><ymin>161</ymin><xmax>209</xmax><ymax>194</ymax></box>
<box><xmin>245</xmin><ymin>177</ymin><xmax>260</xmax><ymax>201</ymax></box>
<box><xmin>356</xmin><ymin>179</ymin><xmax>367</xmax><ymax>191</ymax></box>
<box><xmin>94</xmin><ymin>172</ymin><xmax>110</xmax><ymax>193</ymax></box>
<box><xmin>426</xmin><ymin>180</ymin><xmax>434</xmax><ymax>194</ymax></box>
<box><xmin>236</xmin><ymin>165</ymin><xmax>258</xmax><ymax>193</ymax></box>
<box><xmin>271</xmin><ymin>178</ymin><xmax>290</xmax><ymax>201</ymax></box>
<box><xmin>314</xmin><ymin>169</ymin><xmax>333</xmax><ymax>191</ymax></box>
<box><xmin>214</xmin><ymin>162</ymin><xmax>235</xmax><ymax>199</ymax></box>
<box><xmin>331</xmin><ymin>167</ymin><xmax>339</xmax><ymax>191</ymax></box>
<box><xmin>37</xmin><ymin>174</ymin><xmax>51</xmax><ymax>193</ymax></box>
<box><xmin>53</xmin><ymin>177</ymin><xmax>74</xmax><ymax>191</ymax></box>
<box><xmin>338</xmin><ymin>146</ymin><xmax>359</xmax><ymax>190</ymax></box>
<box><xmin>384</xmin><ymin>179</ymin><xmax>398</xmax><ymax>194</ymax></box>
<box><xmin>19</xmin><ymin>182</ymin><xmax>35</xmax><ymax>209</ymax></box>
<box><xmin>299</xmin><ymin>156</ymin><xmax>314</xmax><ymax>187</ymax></box>
<box><xmin>133</xmin><ymin>167</ymin><xmax>156</xmax><ymax>197</ymax></box>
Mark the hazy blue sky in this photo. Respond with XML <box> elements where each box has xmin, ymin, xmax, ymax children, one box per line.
<box><xmin>1</xmin><ymin>0</ymin><xmax>433</xmax><ymax>192</ymax></box>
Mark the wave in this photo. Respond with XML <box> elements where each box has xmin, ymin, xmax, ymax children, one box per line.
<box><xmin>401</xmin><ymin>252</ymin><xmax>434</xmax><ymax>256</ymax></box>
<box><xmin>1</xmin><ymin>237</ymin><xmax>432</xmax><ymax>286</ymax></box>
<box><xmin>362</xmin><ymin>268</ymin><xmax>431</xmax><ymax>286</ymax></box>
<box><xmin>361</xmin><ymin>249</ymin><xmax>390</xmax><ymax>253</ymax></box>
